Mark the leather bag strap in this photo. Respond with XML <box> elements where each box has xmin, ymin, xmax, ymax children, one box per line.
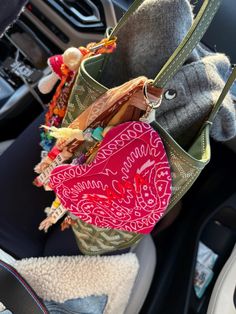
<box><xmin>112</xmin><ymin>0</ymin><xmax>235</xmax><ymax>124</ymax></box>
<box><xmin>108</xmin><ymin>0</ymin><xmax>143</xmax><ymax>38</ymax></box>
<box><xmin>0</xmin><ymin>260</ymin><xmax>48</xmax><ymax>314</ymax></box>
<box><xmin>208</xmin><ymin>66</ymin><xmax>236</xmax><ymax>124</ymax></box>
<box><xmin>109</xmin><ymin>0</ymin><xmax>222</xmax><ymax>88</ymax></box>
<box><xmin>153</xmin><ymin>0</ymin><xmax>222</xmax><ymax>88</ymax></box>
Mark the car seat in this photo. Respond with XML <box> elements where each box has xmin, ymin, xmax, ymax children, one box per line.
<box><xmin>125</xmin><ymin>235</ymin><xmax>156</xmax><ymax>314</ymax></box>
<box><xmin>207</xmin><ymin>244</ymin><xmax>236</xmax><ymax>314</ymax></box>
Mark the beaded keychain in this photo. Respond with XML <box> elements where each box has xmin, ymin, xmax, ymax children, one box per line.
<box><xmin>39</xmin><ymin>37</ymin><xmax>117</xmax><ymax>152</ymax></box>
<box><xmin>38</xmin><ymin>126</ymin><xmax>106</xmax><ymax>232</ymax></box>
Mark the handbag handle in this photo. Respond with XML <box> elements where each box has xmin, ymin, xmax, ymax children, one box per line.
<box><xmin>109</xmin><ymin>0</ymin><xmax>222</xmax><ymax>88</ymax></box>
<box><xmin>109</xmin><ymin>0</ymin><xmax>235</xmax><ymax>126</ymax></box>
<box><xmin>108</xmin><ymin>0</ymin><xmax>143</xmax><ymax>37</ymax></box>
<box><xmin>207</xmin><ymin>66</ymin><xmax>236</xmax><ymax>124</ymax></box>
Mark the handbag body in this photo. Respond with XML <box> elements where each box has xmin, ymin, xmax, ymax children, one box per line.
<box><xmin>61</xmin><ymin>0</ymin><xmax>227</xmax><ymax>254</ymax></box>
<box><xmin>36</xmin><ymin>0</ymin><xmax>236</xmax><ymax>255</ymax></box>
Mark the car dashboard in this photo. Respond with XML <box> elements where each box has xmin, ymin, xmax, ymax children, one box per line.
<box><xmin>0</xmin><ymin>0</ymin><xmax>128</xmax><ymax>140</ymax></box>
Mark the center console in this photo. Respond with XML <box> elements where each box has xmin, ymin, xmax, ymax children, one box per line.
<box><xmin>0</xmin><ymin>18</ymin><xmax>49</xmax><ymax>139</ymax></box>
<box><xmin>0</xmin><ymin>0</ymin><xmax>121</xmax><ymax>140</ymax></box>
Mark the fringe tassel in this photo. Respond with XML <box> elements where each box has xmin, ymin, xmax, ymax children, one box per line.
<box><xmin>41</xmin><ymin>125</ymin><xmax>84</xmax><ymax>140</ymax></box>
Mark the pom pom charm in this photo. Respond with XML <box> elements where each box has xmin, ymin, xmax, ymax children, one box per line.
<box><xmin>38</xmin><ymin>37</ymin><xmax>117</xmax><ymax>94</ymax></box>
<box><xmin>38</xmin><ymin>48</ymin><xmax>83</xmax><ymax>94</ymax></box>
<box><xmin>41</xmin><ymin>125</ymin><xmax>84</xmax><ymax>141</ymax></box>
<box><xmin>63</xmin><ymin>47</ymin><xmax>83</xmax><ymax>71</ymax></box>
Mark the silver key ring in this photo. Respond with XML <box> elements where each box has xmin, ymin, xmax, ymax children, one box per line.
<box><xmin>143</xmin><ymin>79</ymin><xmax>163</xmax><ymax>109</ymax></box>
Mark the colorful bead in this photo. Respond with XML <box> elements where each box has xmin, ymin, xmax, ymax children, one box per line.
<box><xmin>52</xmin><ymin>199</ymin><xmax>61</xmax><ymax>208</ymax></box>
<box><xmin>40</xmin><ymin>150</ymin><xmax>48</xmax><ymax>159</ymax></box>
<box><xmin>83</xmin><ymin>128</ymin><xmax>93</xmax><ymax>142</ymax></box>
<box><xmin>76</xmin><ymin>153</ymin><xmax>87</xmax><ymax>164</ymax></box>
<box><xmin>48</xmin><ymin>146</ymin><xmax>61</xmax><ymax>160</ymax></box>
<box><xmin>92</xmin><ymin>127</ymin><xmax>104</xmax><ymax>141</ymax></box>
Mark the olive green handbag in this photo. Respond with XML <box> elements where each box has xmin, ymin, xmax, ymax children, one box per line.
<box><xmin>60</xmin><ymin>0</ymin><xmax>235</xmax><ymax>255</ymax></box>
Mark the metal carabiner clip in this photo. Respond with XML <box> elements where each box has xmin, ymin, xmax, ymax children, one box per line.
<box><xmin>143</xmin><ymin>79</ymin><xmax>163</xmax><ymax>109</ymax></box>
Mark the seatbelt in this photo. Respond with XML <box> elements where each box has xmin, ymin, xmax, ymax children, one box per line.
<box><xmin>0</xmin><ymin>260</ymin><xmax>48</xmax><ymax>314</ymax></box>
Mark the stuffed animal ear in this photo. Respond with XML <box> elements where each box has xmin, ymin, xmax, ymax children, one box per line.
<box><xmin>210</xmin><ymin>94</ymin><xmax>236</xmax><ymax>141</ymax></box>
<box><xmin>200</xmin><ymin>52</ymin><xmax>236</xmax><ymax>142</ymax></box>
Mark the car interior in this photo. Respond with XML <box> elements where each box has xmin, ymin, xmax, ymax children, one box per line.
<box><xmin>0</xmin><ymin>1</ymin><xmax>235</xmax><ymax>314</ymax></box>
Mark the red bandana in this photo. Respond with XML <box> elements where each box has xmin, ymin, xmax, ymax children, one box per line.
<box><xmin>50</xmin><ymin>122</ymin><xmax>172</xmax><ymax>234</ymax></box>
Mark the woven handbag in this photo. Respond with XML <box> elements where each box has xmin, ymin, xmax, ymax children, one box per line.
<box><xmin>36</xmin><ymin>0</ymin><xmax>236</xmax><ymax>255</ymax></box>
<box><xmin>61</xmin><ymin>0</ymin><xmax>222</xmax><ymax>254</ymax></box>
<box><xmin>62</xmin><ymin>0</ymin><xmax>223</xmax><ymax>212</ymax></box>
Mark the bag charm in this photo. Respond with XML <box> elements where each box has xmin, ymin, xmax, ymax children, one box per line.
<box><xmin>38</xmin><ymin>37</ymin><xmax>117</xmax><ymax>152</ymax></box>
<box><xmin>33</xmin><ymin>77</ymin><xmax>154</xmax><ymax>186</ymax></box>
<box><xmin>38</xmin><ymin>38</ymin><xmax>117</xmax><ymax>95</ymax></box>
<box><xmin>50</xmin><ymin>121</ymin><xmax>172</xmax><ymax>234</ymax></box>
<box><xmin>140</xmin><ymin>80</ymin><xmax>163</xmax><ymax>123</ymax></box>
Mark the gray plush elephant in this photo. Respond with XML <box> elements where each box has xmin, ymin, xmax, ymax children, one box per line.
<box><xmin>101</xmin><ymin>0</ymin><xmax>236</xmax><ymax>147</ymax></box>
<box><xmin>157</xmin><ymin>49</ymin><xmax>236</xmax><ymax>147</ymax></box>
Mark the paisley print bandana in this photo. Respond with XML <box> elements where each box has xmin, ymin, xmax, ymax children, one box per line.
<box><xmin>50</xmin><ymin>121</ymin><xmax>172</xmax><ymax>234</ymax></box>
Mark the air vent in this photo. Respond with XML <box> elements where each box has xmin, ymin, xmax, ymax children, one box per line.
<box><xmin>26</xmin><ymin>3</ymin><xmax>69</xmax><ymax>44</ymax></box>
<box><xmin>63</xmin><ymin>0</ymin><xmax>94</xmax><ymax>17</ymax></box>
<box><xmin>43</xmin><ymin>0</ymin><xmax>106</xmax><ymax>32</ymax></box>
